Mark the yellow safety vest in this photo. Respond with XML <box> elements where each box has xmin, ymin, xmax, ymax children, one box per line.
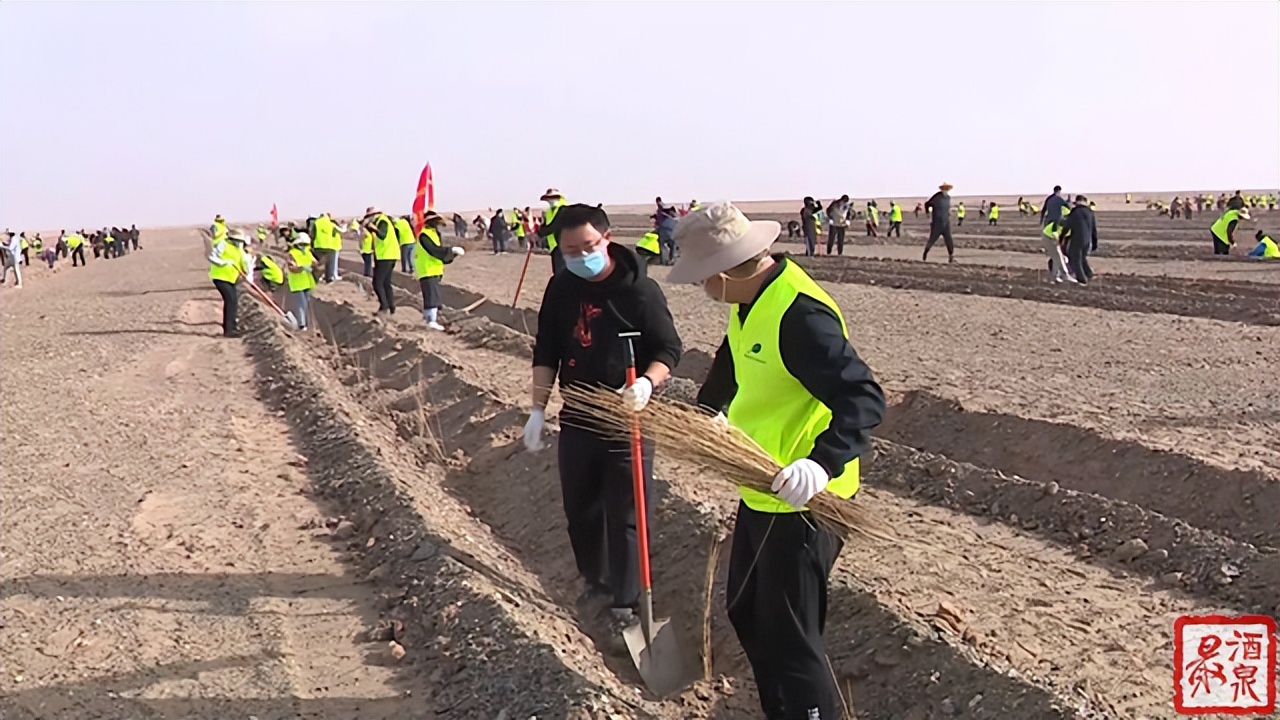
<box><xmin>726</xmin><ymin>260</ymin><xmax>859</xmax><ymax>513</ymax></box>
<box><xmin>258</xmin><ymin>256</ymin><xmax>285</xmax><ymax>286</ymax></box>
<box><xmin>67</xmin><ymin>234</ymin><xmax>83</xmax><ymax>249</ymax></box>
<box><xmin>256</xmin><ymin>227</ymin><xmax>267</xmax><ymax>241</ymax></box>
<box><xmin>287</xmin><ymin>246</ymin><xmax>317</xmax><ymax>291</ymax></box>
<box><xmin>395</xmin><ymin>217</ymin><xmax>415</xmax><ymax>247</ymax></box>
<box><xmin>636</xmin><ymin>231</ymin><xmax>661</xmax><ymax>255</ymax></box>
<box><xmin>1260</xmin><ymin>236</ymin><xmax>1279</xmax><ymax>259</ymax></box>
<box><xmin>867</xmin><ymin>206</ymin><xmax>879</xmax><ymax>224</ymax></box>
<box><xmin>372</xmin><ymin>215</ymin><xmax>399</xmax><ymax>260</ymax></box>
<box><xmin>413</xmin><ymin>227</ymin><xmax>445</xmax><ymax>279</ymax></box>
<box><xmin>890</xmin><ymin>204</ymin><xmax>903</xmax><ymax>222</ymax></box>
<box><xmin>989</xmin><ymin>206</ymin><xmax>1000</xmax><ymax>219</ymax></box>
<box><xmin>1211</xmin><ymin>210</ymin><xmax>1242</xmax><ymax>243</ymax></box>
<box><xmin>361</xmin><ymin>231</ymin><xmax>374</xmax><ymax>254</ymax></box>
<box><xmin>956</xmin><ymin>205</ymin><xmax>966</xmax><ymax>219</ymax></box>
<box><xmin>209</xmin><ymin>241</ymin><xmax>244</xmax><ymax>283</ymax></box>
<box><xmin>544</xmin><ymin>201</ymin><xmax>565</xmax><ymax>251</ymax></box>
<box><xmin>212</xmin><ymin>220</ymin><xmax>228</xmax><ymax>244</ymax></box>
<box><xmin>313</xmin><ymin>215</ymin><xmax>337</xmax><ymax>250</ymax></box>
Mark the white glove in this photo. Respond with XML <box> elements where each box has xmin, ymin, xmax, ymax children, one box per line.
<box><xmin>771</xmin><ymin>458</ymin><xmax>829</xmax><ymax>510</ymax></box>
<box><xmin>523</xmin><ymin>408</ymin><xmax>547</xmax><ymax>452</ymax></box>
<box><xmin>451</xmin><ymin>247</ymin><xmax>465</xmax><ymax>257</ymax></box>
<box><xmin>711</xmin><ymin>412</ymin><xmax>730</xmax><ymax>432</ymax></box>
<box><xmin>620</xmin><ymin>377</ymin><xmax>653</xmax><ymax>412</ymax></box>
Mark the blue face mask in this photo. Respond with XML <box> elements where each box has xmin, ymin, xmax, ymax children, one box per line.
<box><xmin>565</xmin><ymin>246</ymin><xmax>609</xmax><ymax>279</ymax></box>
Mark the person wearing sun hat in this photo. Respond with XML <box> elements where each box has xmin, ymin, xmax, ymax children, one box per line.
<box><xmin>669</xmin><ymin>202</ymin><xmax>884</xmax><ymax>720</ymax></box>
<box><xmin>207</xmin><ymin>228</ymin><xmax>252</xmax><ymax>338</ymax></box>
<box><xmin>1210</xmin><ymin>204</ymin><xmax>1250</xmax><ymax>255</ymax></box>
<box><xmin>414</xmin><ymin>210</ymin><xmax>465</xmax><ymax>330</ymax></box>
<box><xmin>535</xmin><ymin>188</ymin><xmax>568</xmax><ymax>274</ymax></box>
<box><xmin>923</xmin><ymin>182</ymin><xmax>955</xmax><ymax>262</ymax></box>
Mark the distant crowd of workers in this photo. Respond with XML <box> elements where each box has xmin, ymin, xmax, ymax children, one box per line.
<box><xmin>2</xmin><ymin>225</ymin><xmax>141</xmax><ymax>289</ymax></box>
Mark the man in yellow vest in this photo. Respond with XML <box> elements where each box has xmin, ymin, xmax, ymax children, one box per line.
<box><xmin>67</xmin><ymin>231</ymin><xmax>86</xmax><ymax>267</ymax></box>
<box><xmin>395</xmin><ymin>214</ymin><xmax>416</xmax><ymax>273</ymax></box>
<box><xmin>415</xmin><ymin>211</ymin><xmax>465</xmax><ymax>330</ymax></box>
<box><xmin>668</xmin><ymin>202</ymin><xmax>884</xmax><ymax>720</ymax></box>
<box><xmin>311</xmin><ymin>212</ymin><xmax>340</xmax><ymax>283</ymax></box>
<box><xmin>1210</xmin><ymin>207</ymin><xmax>1250</xmax><ymax>255</ymax></box>
<box><xmin>286</xmin><ymin>233</ymin><xmax>318</xmax><ymax>331</ymax></box>
<box><xmin>208</xmin><ymin>228</ymin><xmax>251</xmax><ymax>337</ymax></box>
<box><xmin>362</xmin><ymin>207</ymin><xmax>399</xmax><ymax>315</ymax></box>
<box><xmin>988</xmin><ymin>202</ymin><xmax>1000</xmax><ymax>225</ymax></box>
<box><xmin>536</xmin><ymin>188</ymin><xmax>567</xmax><ymax>275</ymax></box>
<box><xmin>888</xmin><ymin>200</ymin><xmax>904</xmax><ymax>237</ymax></box>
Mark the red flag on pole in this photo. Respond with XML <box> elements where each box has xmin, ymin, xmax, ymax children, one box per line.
<box><xmin>270</xmin><ymin>203</ymin><xmax>278</xmax><ymax>228</ymax></box>
<box><xmin>411</xmin><ymin>163</ymin><xmax>432</xmax><ymax>234</ymax></box>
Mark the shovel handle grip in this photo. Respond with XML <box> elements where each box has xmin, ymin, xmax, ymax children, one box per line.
<box><xmin>624</xmin><ymin>337</ymin><xmax>653</xmax><ymax>592</ymax></box>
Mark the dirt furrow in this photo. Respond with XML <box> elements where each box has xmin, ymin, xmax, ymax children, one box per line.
<box><xmin>308</xmin><ymin>279</ymin><xmax>1255</xmax><ymax>719</ymax></box>
<box><xmin>304</xmin><ymin>292</ymin><xmax>1120</xmax><ymax>719</ymax></box>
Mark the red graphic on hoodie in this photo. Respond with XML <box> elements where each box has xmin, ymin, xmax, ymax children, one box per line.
<box><xmin>574</xmin><ymin>302</ymin><xmax>602</xmax><ymax>348</ymax></box>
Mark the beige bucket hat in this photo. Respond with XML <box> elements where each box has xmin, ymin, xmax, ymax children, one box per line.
<box><xmin>539</xmin><ymin>188</ymin><xmax>564</xmax><ymax>201</ymax></box>
<box><xmin>666</xmin><ymin>202</ymin><xmax>780</xmax><ymax>284</ymax></box>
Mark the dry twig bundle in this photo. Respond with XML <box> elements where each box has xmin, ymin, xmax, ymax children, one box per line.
<box><xmin>560</xmin><ymin>384</ymin><xmax>893</xmax><ymax>544</ymax></box>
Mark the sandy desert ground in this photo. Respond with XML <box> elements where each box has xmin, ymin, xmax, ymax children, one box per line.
<box><xmin>2</xmin><ymin>204</ymin><xmax>1277</xmax><ymax>719</ymax></box>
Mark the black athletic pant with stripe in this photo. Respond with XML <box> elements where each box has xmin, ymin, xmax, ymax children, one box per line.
<box><xmin>728</xmin><ymin>502</ymin><xmax>844</xmax><ymax>720</ymax></box>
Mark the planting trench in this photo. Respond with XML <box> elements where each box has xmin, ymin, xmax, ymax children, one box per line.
<box><xmin>298</xmin><ymin>276</ymin><xmax>1276</xmax><ymax>718</ymax></box>
<box><xmin>332</xmin><ymin>269</ymin><xmax>1278</xmax><ymax>616</ymax></box>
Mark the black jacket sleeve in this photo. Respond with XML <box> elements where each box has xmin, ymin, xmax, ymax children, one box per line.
<box><xmin>633</xmin><ymin>278</ymin><xmax>682</xmax><ymax>371</ymax></box>
<box><xmin>531</xmin><ymin>281</ymin><xmax>564</xmax><ymax>369</ymax></box>
<box><xmin>778</xmin><ymin>296</ymin><xmax>885</xmax><ymax>478</ymax></box>
<box><xmin>417</xmin><ymin>229</ymin><xmax>453</xmax><ymax>262</ymax></box>
<box><xmin>696</xmin><ymin>337</ymin><xmax>737</xmax><ymax>413</ymax></box>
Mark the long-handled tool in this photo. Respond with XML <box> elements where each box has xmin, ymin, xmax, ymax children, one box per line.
<box><xmin>511</xmin><ymin>241</ymin><xmax>534</xmax><ymax>306</ymax></box>
<box><xmin>243</xmin><ymin>278</ymin><xmax>300</xmax><ymax>331</ymax></box>
<box><xmin>619</xmin><ymin>331</ymin><xmax>697</xmax><ymax>697</ymax></box>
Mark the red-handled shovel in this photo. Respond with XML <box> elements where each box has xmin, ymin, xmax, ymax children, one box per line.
<box><xmin>619</xmin><ymin>331</ymin><xmax>697</xmax><ymax>697</ymax></box>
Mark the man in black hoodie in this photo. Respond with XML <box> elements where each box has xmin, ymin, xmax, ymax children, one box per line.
<box><xmin>1060</xmin><ymin>195</ymin><xmax>1098</xmax><ymax>284</ymax></box>
<box><xmin>523</xmin><ymin>204</ymin><xmax>683</xmax><ymax>638</ymax></box>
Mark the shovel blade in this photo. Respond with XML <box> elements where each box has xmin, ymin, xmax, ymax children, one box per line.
<box><xmin>283</xmin><ymin>311</ymin><xmax>300</xmax><ymax>331</ymax></box>
<box><xmin>622</xmin><ymin>616</ymin><xmax>698</xmax><ymax>697</ymax></box>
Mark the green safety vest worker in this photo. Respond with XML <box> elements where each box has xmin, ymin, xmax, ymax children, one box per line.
<box><xmin>66</xmin><ymin>234</ymin><xmax>83</xmax><ymax>249</ymax></box>
<box><xmin>636</xmin><ymin>231</ymin><xmax>661</xmax><ymax>256</ymax></box>
<box><xmin>867</xmin><ymin>206</ymin><xmax>878</xmax><ymax>224</ymax></box>
<box><xmin>360</xmin><ymin>230</ymin><xmax>374</xmax><ymax>255</ymax></box>
<box><xmin>1258</xmin><ymin>235</ymin><xmax>1279</xmax><ymax>258</ymax></box>
<box><xmin>1126</xmin><ymin>193</ymin><xmax>1132</xmax><ymax>204</ymax></box>
<box><xmin>726</xmin><ymin>261</ymin><xmax>859</xmax><ymax>513</ymax></box>
<box><xmin>394</xmin><ymin>217</ymin><xmax>415</xmax><ymax>247</ymax></box>
<box><xmin>1042</xmin><ymin>221</ymin><xmax>1062</xmax><ymax>240</ymax></box>
<box><xmin>208</xmin><ymin>239</ymin><xmax>246</xmax><ymax>283</ymax></box>
<box><xmin>32</xmin><ymin>237</ymin><xmax>43</xmax><ymax>252</ymax></box>
<box><xmin>212</xmin><ymin>218</ymin><xmax>228</xmax><ymax>244</ymax></box>
<box><xmin>544</xmin><ymin>199</ymin><xmax>566</xmax><ymax>251</ymax></box>
<box><xmin>956</xmin><ymin>204</ymin><xmax>966</xmax><ymax>219</ymax></box>
<box><xmin>890</xmin><ymin>203</ymin><xmax>903</xmax><ymax>222</ymax></box>
<box><xmin>287</xmin><ymin>245</ymin><xmax>317</xmax><ymax>291</ymax></box>
<box><xmin>20</xmin><ymin>236</ymin><xmax>29</xmax><ymax>250</ymax></box>
<box><xmin>256</xmin><ymin>226</ymin><xmax>268</xmax><ymax>242</ymax></box>
<box><xmin>103</xmin><ymin>234</ymin><xmax>114</xmax><ymax>245</ymax></box>
<box><xmin>1211</xmin><ymin>209</ymin><xmax>1244</xmax><ymax>244</ymax></box>
<box><xmin>257</xmin><ymin>255</ymin><xmax>285</xmax><ymax>288</ymax></box>
<box><xmin>512</xmin><ymin>211</ymin><xmax>527</xmax><ymax>240</ymax></box>
<box><xmin>690</xmin><ymin>202</ymin><xmax>702</xmax><ymax>211</ymax></box>
<box><xmin>312</xmin><ymin>214</ymin><xmax>337</xmax><ymax>251</ymax></box>
<box><xmin>372</xmin><ymin>213</ymin><xmax>399</xmax><ymax>261</ymax></box>
<box><xmin>989</xmin><ymin>206</ymin><xmax>1000</xmax><ymax>220</ymax></box>
<box><xmin>414</xmin><ymin>225</ymin><xmax>446</xmax><ymax>279</ymax></box>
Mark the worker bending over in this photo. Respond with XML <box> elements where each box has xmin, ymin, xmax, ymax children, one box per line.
<box><xmin>670</xmin><ymin>202</ymin><xmax>884</xmax><ymax>720</ymax></box>
<box><xmin>1210</xmin><ymin>207</ymin><xmax>1250</xmax><ymax>255</ymax></box>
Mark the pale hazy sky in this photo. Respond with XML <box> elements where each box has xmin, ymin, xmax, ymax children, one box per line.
<box><xmin>2</xmin><ymin>1</ymin><xmax>1277</xmax><ymax>229</ymax></box>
